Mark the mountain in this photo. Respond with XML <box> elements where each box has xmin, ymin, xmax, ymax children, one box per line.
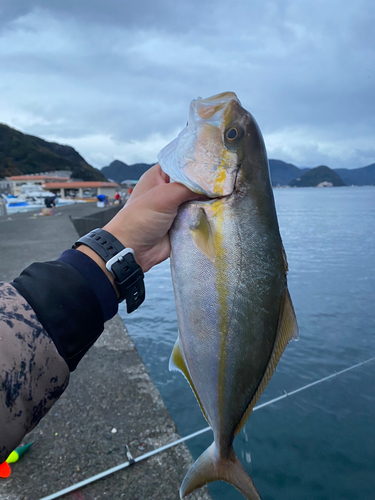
<box><xmin>0</xmin><ymin>124</ymin><xmax>107</xmax><ymax>181</ymax></box>
<box><xmin>103</xmin><ymin>158</ymin><xmax>305</xmax><ymax>186</ymax></box>
<box><xmin>101</xmin><ymin>160</ymin><xmax>154</xmax><ymax>183</ymax></box>
<box><xmin>290</xmin><ymin>166</ymin><xmax>346</xmax><ymax>187</ymax></box>
<box><xmin>268</xmin><ymin>159</ymin><xmax>302</xmax><ymax>186</ymax></box>
<box><xmin>334</xmin><ymin>163</ymin><xmax>375</xmax><ymax>186</ymax></box>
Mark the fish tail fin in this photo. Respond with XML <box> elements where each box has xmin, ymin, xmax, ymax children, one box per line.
<box><xmin>180</xmin><ymin>443</ymin><xmax>261</xmax><ymax>500</ymax></box>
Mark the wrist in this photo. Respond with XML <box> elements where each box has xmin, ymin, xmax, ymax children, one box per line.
<box><xmin>72</xmin><ymin>228</ymin><xmax>145</xmax><ymax>313</ymax></box>
<box><xmin>77</xmin><ymin>246</ymin><xmax>120</xmax><ymax>299</ymax></box>
<box><xmin>102</xmin><ymin>222</ymin><xmax>144</xmax><ymax>271</ymax></box>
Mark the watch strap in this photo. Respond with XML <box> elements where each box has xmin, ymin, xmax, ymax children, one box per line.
<box><xmin>72</xmin><ymin>229</ymin><xmax>145</xmax><ymax>313</ymax></box>
<box><xmin>72</xmin><ymin>228</ymin><xmax>125</xmax><ymax>261</ymax></box>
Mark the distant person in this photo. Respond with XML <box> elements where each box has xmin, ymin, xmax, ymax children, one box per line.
<box><xmin>0</xmin><ymin>165</ymin><xmax>206</xmax><ymax>462</ymax></box>
<box><xmin>114</xmin><ymin>192</ymin><xmax>122</xmax><ymax>206</ymax></box>
<box><xmin>44</xmin><ymin>196</ymin><xmax>57</xmax><ymax>208</ymax></box>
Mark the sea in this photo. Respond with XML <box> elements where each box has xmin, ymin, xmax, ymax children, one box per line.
<box><xmin>118</xmin><ymin>186</ymin><xmax>375</xmax><ymax>500</ymax></box>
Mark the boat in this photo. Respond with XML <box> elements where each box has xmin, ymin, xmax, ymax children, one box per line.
<box><xmin>1</xmin><ymin>184</ymin><xmax>80</xmax><ymax>214</ymax></box>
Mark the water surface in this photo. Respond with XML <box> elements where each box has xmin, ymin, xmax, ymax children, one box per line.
<box><xmin>119</xmin><ymin>186</ymin><xmax>375</xmax><ymax>500</ymax></box>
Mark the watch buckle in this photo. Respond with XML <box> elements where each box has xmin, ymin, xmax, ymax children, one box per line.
<box><xmin>106</xmin><ymin>248</ymin><xmax>135</xmax><ymax>276</ymax></box>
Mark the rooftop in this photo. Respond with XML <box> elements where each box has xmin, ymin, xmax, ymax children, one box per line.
<box><xmin>44</xmin><ymin>181</ymin><xmax>119</xmax><ymax>189</ymax></box>
<box><xmin>8</xmin><ymin>175</ymin><xmax>69</xmax><ymax>181</ymax></box>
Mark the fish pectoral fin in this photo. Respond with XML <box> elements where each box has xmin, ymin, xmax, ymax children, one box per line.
<box><xmin>180</xmin><ymin>443</ymin><xmax>261</xmax><ymax>500</ymax></box>
<box><xmin>189</xmin><ymin>207</ymin><xmax>215</xmax><ymax>262</ymax></box>
<box><xmin>235</xmin><ymin>287</ymin><xmax>299</xmax><ymax>436</ymax></box>
<box><xmin>169</xmin><ymin>338</ymin><xmax>187</xmax><ymax>373</ymax></box>
<box><xmin>169</xmin><ymin>339</ymin><xmax>209</xmax><ymax>423</ymax></box>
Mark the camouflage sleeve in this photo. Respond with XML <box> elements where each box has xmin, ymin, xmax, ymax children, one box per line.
<box><xmin>0</xmin><ymin>282</ymin><xmax>70</xmax><ymax>463</ymax></box>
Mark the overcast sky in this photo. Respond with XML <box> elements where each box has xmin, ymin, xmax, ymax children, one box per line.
<box><xmin>1</xmin><ymin>0</ymin><xmax>374</xmax><ymax>170</ymax></box>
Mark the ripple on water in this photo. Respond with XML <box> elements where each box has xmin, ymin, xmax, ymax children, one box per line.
<box><xmin>119</xmin><ymin>187</ymin><xmax>375</xmax><ymax>500</ymax></box>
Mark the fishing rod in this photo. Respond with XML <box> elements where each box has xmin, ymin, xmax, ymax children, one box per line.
<box><xmin>38</xmin><ymin>355</ymin><xmax>375</xmax><ymax>500</ymax></box>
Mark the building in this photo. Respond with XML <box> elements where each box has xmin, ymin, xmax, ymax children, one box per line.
<box><xmin>7</xmin><ymin>175</ymin><xmax>69</xmax><ymax>196</ymax></box>
<box><xmin>121</xmin><ymin>179</ymin><xmax>139</xmax><ymax>188</ymax></box>
<box><xmin>44</xmin><ymin>181</ymin><xmax>120</xmax><ymax>199</ymax></box>
<box><xmin>0</xmin><ymin>179</ymin><xmax>14</xmax><ymax>195</ymax></box>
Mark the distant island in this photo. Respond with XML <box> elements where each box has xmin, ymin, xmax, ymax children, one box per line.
<box><xmin>289</xmin><ymin>165</ymin><xmax>346</xmax><ymax>187</ymax></box>
<box><xmin>268</xmin><ymin>159</ymin><xmax>375</xmax><ymax>187</ymax></box>
<box><xmin>1</xmin><ymin>123</ymin><xmax>374</xmax><ymax>186</ymax></box>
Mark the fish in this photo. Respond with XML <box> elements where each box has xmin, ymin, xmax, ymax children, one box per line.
<box><xmin>157</xmin><ymin>91</ymin><xmax>298</xmax><ymax>500</ymax></box>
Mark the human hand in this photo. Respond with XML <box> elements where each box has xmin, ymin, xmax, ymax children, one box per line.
<box><xmin>103</xmin><ymin>164</ymin><xmax>204</xmax><ymax>272</ymax></box>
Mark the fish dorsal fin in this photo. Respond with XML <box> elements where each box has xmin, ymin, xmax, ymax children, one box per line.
<box><xmin>189</xmin><ymin>208</ymin><xmax>215</xmax><ymax>262</ymax></box>
<box><xmin>234</xmin><ymin>287</ymin><xmax>299</xmax><ymax>436</ymax></box>
<box><xmin>169</xmin><ymin>339</ymin><xmax>209</xmax><ymax>422</ymax></box>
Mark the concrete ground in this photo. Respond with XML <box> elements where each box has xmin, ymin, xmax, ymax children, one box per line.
<box><xmin>0</xmin><ymin>204</ymin><xmax>211</xmax><ymax>500</ymax></box>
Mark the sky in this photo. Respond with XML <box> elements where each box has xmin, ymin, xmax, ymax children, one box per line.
<box><xmin>0</xmin><ymin>0</ymin><xmax>374</xmax><ymax>170</ymax></box>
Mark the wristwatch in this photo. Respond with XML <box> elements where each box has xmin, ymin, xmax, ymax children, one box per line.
<box><xmin>72</xmin><ymin>228</ymin><xmax>145</xmax><ymax>313</ymax></box>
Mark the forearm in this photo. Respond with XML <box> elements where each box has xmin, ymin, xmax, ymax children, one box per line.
<box><xmin>0</xmin><ymin>250</ymin><xmax>119</xmax><ymax>461</ymax></box>
<box><xmin>12</xmin><ymin>250</ymin><xmax>118</xmax><ymax>370</ymax></box>
<box><xmin>0</xmin><ymin>283</ymin><xmax>70</xmax><ymax>462</ymax></box>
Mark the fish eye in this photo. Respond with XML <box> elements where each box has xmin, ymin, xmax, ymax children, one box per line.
<box><xmin>226</xmin><ymin>128</ymin><xmax>238</xmax><ymax>140</ymax></box>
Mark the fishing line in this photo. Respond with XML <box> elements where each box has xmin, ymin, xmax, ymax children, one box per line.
<box><xmin>38</xmin><ymin>355</ymin><xmax>375</xmax><ymax>500</ymax></box>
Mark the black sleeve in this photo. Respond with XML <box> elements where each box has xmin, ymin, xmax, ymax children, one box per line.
<box><xmin>12</xmin><ymin>251</ymin><xmax>118</xmax><ymax>371</ymax></box>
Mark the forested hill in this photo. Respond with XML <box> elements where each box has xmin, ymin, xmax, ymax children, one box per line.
<box><xmin>101</xmin><ymin>158</ymin><xmax>375</xmax><ymax>186</ymax></box>
<box><xmin>3</xmin><ymin>122</ymin><xmax>373</xmax><ymax>186</ymax></box>
<box><xmin>334</xmin><ymin>164</ymin><xmax>375</xmax><ymax>186</ymax></box>
<box><xmin>102</xmin><ymin>158</ymin><xmax>306</xmax><ymax>185</ymax></box>
<box><xmin>290</xmin><ymin>165</ymin><xmax>346</xmax><ymax>187</ymax></box>
<box><xmin>101</xmin><ymin>160</ymin><xmax>154</xmax><ymax>183</ymax></box>
<box><xmin>268</xmin><ymin>159</ymin><xmax>302</xmax><ymax>186</ymax></box>
<box><xmin>0</xmin><ymin>124</ymin><xmax>106</xmax><ymax>181</ymax></box>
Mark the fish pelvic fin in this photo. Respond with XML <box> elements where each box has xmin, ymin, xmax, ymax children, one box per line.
<box><xmin>189</xmin><ymin>207</ymin><xmax>216</xmax><ymax>262</ymax></box>
<box><xmin>180</xmin><ymin>443</ymin><xmax>261</xmax><ymax>500</ymax></box>
<box><xmin>169</xmin><ymin>339</ymin><xmax>209</xmax><ymax>422</ymax></box>
<box><xmin>235</xmin><ymin>286</ymin><xmax>299</xmax><ymax>437</ymax></box>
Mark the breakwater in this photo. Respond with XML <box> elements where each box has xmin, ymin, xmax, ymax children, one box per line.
<box><xmin>0</xmin><ymin>203</ymin><xmax>211</xmax><ymax>500</ymax></box>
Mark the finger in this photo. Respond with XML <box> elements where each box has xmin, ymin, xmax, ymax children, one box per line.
<box><xmin>148</xmin><ymin>181</ymin><xmax>208</xmax><ymax>214</ymax></box>
<box><xmin>159</xmin><ymin>167</ymin><xmax>170</xmax><ymax>184</ymax></box>
<box><xmin>128</xmin><ymin>165</ymin><xmax>165</xmax><ymax>202</ymax></box>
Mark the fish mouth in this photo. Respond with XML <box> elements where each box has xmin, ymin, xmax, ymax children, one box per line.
<box><xmin>193</xmin><ymin>92</ymin><xmax>240</xmax><ymax>121</ymax></box>
<box><xmin>158</xmin><ymin>92</ymin><xmax>242</xmax><ymax>197</ymax></box>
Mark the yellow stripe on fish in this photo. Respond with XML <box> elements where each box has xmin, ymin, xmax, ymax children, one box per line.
<box><xmin>211</xmin><ymin>199</ymin><xmax>230</xmax><ymax>420</ymax></box>
<box><xmin>214</xmin><ymin>149</ymin><xmax>232</xmax><ymax>196</ymax></box>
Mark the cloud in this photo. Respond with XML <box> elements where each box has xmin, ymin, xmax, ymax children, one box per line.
<box><xmin>0</xmin><ymin>0</ymin><xmax>374</xmax><ymax>169</ymax></box>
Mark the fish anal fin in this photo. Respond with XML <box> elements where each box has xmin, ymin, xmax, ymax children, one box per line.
<box><xmin>234</xmin><ymin>287</ymin><xmax>298</xmax><ymax>436</ymax></box>
<box><xmin>180</xmin><ymin>443</ymin><xmax>261</xmax><ymax>500</ymax></box>
<box><xmin>169</xmin><ymin>339</ymin><xmax>209</xmax><ymax>423</ymax></box>
<box><xmin>189</xmin><ymin>207</ymin><xmax>215</xmax><ymax>262</ymax></box>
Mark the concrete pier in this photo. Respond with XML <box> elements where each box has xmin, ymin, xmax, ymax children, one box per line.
<box><xmin>0</xmin><ymin>204</ymin><xmax>211</xmax><ymax>500</ymax></box>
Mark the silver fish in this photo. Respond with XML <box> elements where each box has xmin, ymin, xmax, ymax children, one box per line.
<box><xmin>158</xmin><ymin>92</ymin><xmax>298</xmax><ymax>500</ymax></box>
